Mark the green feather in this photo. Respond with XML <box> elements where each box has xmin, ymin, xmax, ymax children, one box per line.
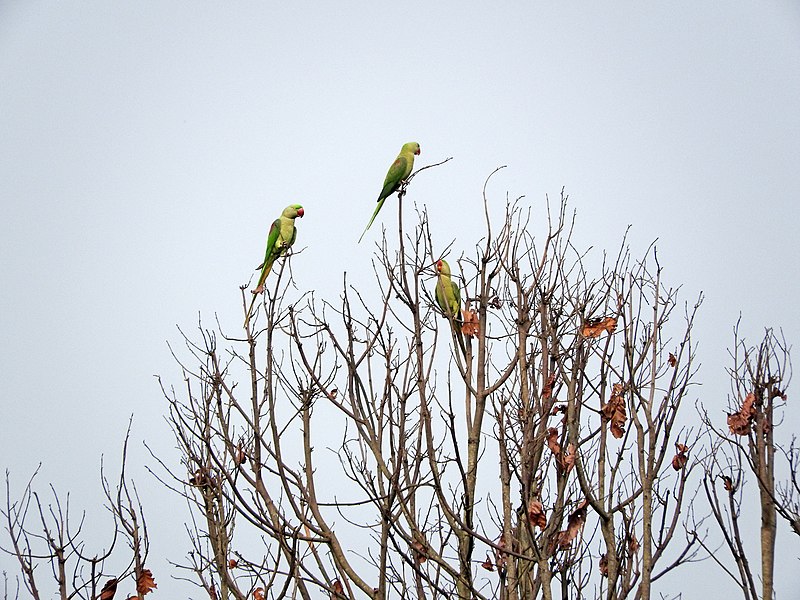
<box><xmin>245</xmin><ymin>204</ymin><xmax>304</xmax><ymax>327</ymax></box>
<box><xmin>435</xmin><ymin>258</ymin><xmax>467</xmax><ymax>356</ymax></box>
<box><xmin>435</xmin><ymin>259</ymin><xmax>461</xmax><ymax>319</ymax></box>
<box><xmin>358</xmin><ymin>142</ymin><xmax>420</xmax><ymax>243</ymax></box>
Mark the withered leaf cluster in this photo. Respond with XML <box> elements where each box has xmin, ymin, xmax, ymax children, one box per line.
<box><xmin>189</xmin><ymin>467</ymin><xmax>218</xmax><ymax>490</ymax></box>
<box><xmin>100</xmin><ymin>579</ymin><xmax>117</xmax><ymax>600</ymax></box>
<box><xmin>601</xmin><ymin>383</ymin><xmax>627</xmax><ymax>439</ymax></box>
<box><xmin>136</xmin><ymin>569</ymin><xmax>157</xmax><ymax>596</ymax></box>
<box><xmin>546</xmin><ymin>427</ymin><xmax>575</xmax><ymax>473</ymax></box>
<box><xmin>330</xmin><ymin>579</ymin><xmax>345</xmax><ymax>598</ymax></box>
<box><xmin>671</xmin><ymin>443</ymin><xmax>689</xmax><ymax>471</ymax></box>
<box><xmin>600</xmin><ymin>532</ymin><xmax>640</xmax><ymax>577</ymax></box>
<box><xmin>727</xmin><ymin>392</ymin><xmax>756</xmax><ymax>435</ymax></box>
<box><xmin>722</xmin><ymin>475</ymin><xmax>734</xmax><ymax>492</ymax></box>
<box><xmin>552</xmin><ymin>500</ymin><xmax>589</xmax><ymax>551</ymax></box>
<box><xmin>542</xmin><ymin>372</ymin><xmax>557</xmax><ymax>401</ymax></box>
<box><xmin>411</xmin><ymin>539</ymin><xmax>428</xmax><ymax>564</ymax></box>
<box><xmin>581</xmin><ymin>316</ymin><xmax>618</xmax><ymax>338</ymax></box>
<box><xmin>460</xmin><ymin>309</ymin><xmax>480</xmax><ymax>337</ymax></box>
<box><xmin>481</xmin><ymin>554</ymin><xmax>495</xmax><ymax>571</ymax></box>
<box><xmin>494</xmin><ymin>538</ymin><xmax>509</xmax><ymax>575</ymax></box>
<box><xmin>527</xmin><ymin>499</ymin><xmax>547</xmax><ymax>529</ymax></box>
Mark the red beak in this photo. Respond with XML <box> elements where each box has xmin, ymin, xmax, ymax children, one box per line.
<box><xmin>297</xmin><ymin>208</ymin><xmax>305</xmax><ymax>217</ymax></box>
<box><xmin>415</xmin><ymin>148</ymin><xmax>421</xmax><ymax>155</ymax></box>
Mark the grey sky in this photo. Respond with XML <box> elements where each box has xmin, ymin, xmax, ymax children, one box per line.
<box><xmin>1</xmin><ymin>2</ymin><xmax>799</xmax><ymax>597</ymax></box>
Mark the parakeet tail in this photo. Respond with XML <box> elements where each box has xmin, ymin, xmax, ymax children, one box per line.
<box><xmin>358</xmin><ymin>199</ymin><xmax>385</xmax><ymax>243</ymax></box>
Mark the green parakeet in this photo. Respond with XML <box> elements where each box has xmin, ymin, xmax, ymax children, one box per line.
<box><xmin>358</xmin><ymin>142</ymin><xmax>421</xmax><ymax>243</ymax></box>
<box><xmin>244</xmin><ymin>204</ymin><xmax>304</xmax><ymax>327</ymax></box>
<box><xmin>435</xmin><ymin>259</ymin><xmax>461</xmax><ymax>321</ymax></box>
<box><xmin>435</xmin><ymin>258</ymin><xmax>468</xmax><ymax>355</ymax></box>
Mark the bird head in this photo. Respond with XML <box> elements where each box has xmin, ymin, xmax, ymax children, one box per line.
<box><xmin>284</xmin><ymin>204</ymin><xmax>304</xmax><ymax>218</ymax></box>
<box><xmin>403</xmin><ymin>142</ymin><xmax>421</xmax><ymax>156</ymax></box>
<box><xmin>436</xmin><ymin>259</ymin><xmax>450</xmax><ymax>275</ymax></box>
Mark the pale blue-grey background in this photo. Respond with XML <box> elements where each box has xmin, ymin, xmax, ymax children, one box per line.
<box><xmin>1</xmin><ymin>2</ymin><xmax>798</xmax><ymax>597</ymax></box>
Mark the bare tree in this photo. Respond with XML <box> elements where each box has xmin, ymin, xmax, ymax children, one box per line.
<box><xmin>1</xmin><ymin>424</ymin><xmax>153</xmax><ymax>600</ymax></box>
<box><xmin>481</xmin><ymin>192</ymin><xmax>703</xmax><ymax>600</ymax></box>
<box><xmin>4</xmin><ymin>164</ymin><xmax>796</xmax><ymax>599</ymax></box>
<box><xmin>157</xmin><ymin>168</ymin><xmax>706</xmax><ymax>599</ymax></box>
<box><xmin>700</xmin><ymin>326</ymin><xmax>794</xmax><ymax>600</ymax></box>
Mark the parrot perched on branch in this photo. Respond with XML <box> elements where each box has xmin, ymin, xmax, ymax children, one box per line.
<box><xmin>244</xmin><ymin>204</ymin><xmax>304</xmax><ymax>327</ymax></box>
<box><xmin>435</xmin><ymin>258</ymin><xmax>468</xmax><ymax>354</ymax></box>
<box><xmin>358</xmin><ymin>142</ymin><xmax>421</xmax><ymax>243</ymax></box>
<box><xmin>435</xmin><ymin>259</ymin><xmax>461</xmax><ymax>322</ymax></box>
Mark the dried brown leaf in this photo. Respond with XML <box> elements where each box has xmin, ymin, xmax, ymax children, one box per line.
<box><xmin>671</xmin><ymin>443</ymin><xmax>689</xmax><ymax>471</ymax></box>
<box><xmin>189</xmin><ymin>469</ymin><xmax>205</xmax><ymax>487</ymax></box>
<box><xmin>628</xmin><ymin>533</ymin><xmax>640</xmax><ymax>553</ymax></box>
<box><xmin>527</xmin><ymin>499</ymin><xmax>547</xmax><ymax>529</ymax></box>
<box><xmin>582</xmin><ymin>316</ymin><xmax>617</xmax><ymax>338</ymax></box>
<box><xmin>331</xmin><ymin>579</ymin><xmax>344</xmax><ymax>598</ymax></box>
<box><xmin>495</xmin><ymin>538</ymin><xmax>508</xmax><ymax>572</ymax></box>
<box><xmin>545</xmin><ymin>427</ymin><xmax>575</xmax><ymax>473</ymax></box>
<box><xmin>561</xmin><ymin>443</ymin><xmax>576</xmax><ymax>473</ymax></box>
<box><xmin>557</xmin><ymin>499</ymin><xmax>589</xmax><ymax>549</ymax></box>
<box><xmin>100</xmin><ymin>579</ymin><xmax>117</xmax><ymax>600</ymax></box>
<box><xmin>411</xmin><ymin>540</ymin><xmax>427</xmax><ymax>563</ymax></box>
<box><xmin>722</xmin><ymin>475</ymin><xmax>734</xmax><ymax>492</ymax></box>
<box><xmin>668</xmin><ymin>352</ymin><xmax>677</xmax><ymax>367</ymax></box>
<box><xmin>253</xmin><ymin>588</ymin><xmax>265</xmax><ymax>600</ymax></box>
<box><xmin>545</xmin><ymin>427</ymin><xmax>561</xmax><ymax>455</ymax></box>
<box><xmin>481</xmin><ymin>554</ymin><xmax>495</xmax><ymax>571</ymax></box>
<box><xmin>727</xmin><ymin>392</ymin><xmax>756</xmax><ymax>435</ymax></box>
<box><xmin>189</xmin><ymin>467</ymin><xmax>217</xmax><ymax>489</ymax></box>
<box><xmin>136</xmin><ymin>569</ymin><xmax>157</xmax><ymax>596</ymax></box>
<box><xmin>599</xmin><ymin>553</ymin><xmax>609</xmax><ymax>577</ymax></box>
<box><xmin>601</xmin><ymin>383</ymin><xmax>627</xmax><ymax>439</ymax></box>
<box><xmin>228</xmin><ymin>558</ymin><xmax>238</xmax><ymax>569</ymax></box>
<box><xmin>461</xmin><ymin>309</ymin><xmax>480</xmax><ymax>337</ymax></box>
<box><xmin>542</xmin><ymin>373</ymin><xmax>557</xmax><ymax>401</ymax></box>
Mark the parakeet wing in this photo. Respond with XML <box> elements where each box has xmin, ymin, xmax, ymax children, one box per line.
<box><xmin>379</xmin><ymin>155</ymin><xmax>409</xmax><ymax>201</ymax></box>
<box><xmin>257</xmin><ymin>219</ymin><xmax>281</xmax><ymax>268</ymax></box>
<box><xmin>435</xmin><ymin>281</ymin><xmax>447</xmax><ymax>312</ymax></box>
<box><xmin>451</xmin><ymin>280</ymin><xmax>461</xmax><ymax>309</ymax></box>
<box><xmin>435</xmin><ymin>277</ymin><xmax>460</xmax><ymax>316</ymax></box>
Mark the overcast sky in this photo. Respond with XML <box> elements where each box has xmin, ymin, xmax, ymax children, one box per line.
<box><xmin>1</xmin><ymin>2</ymin><xmax>799</xmax><ymax>597</ymax></box>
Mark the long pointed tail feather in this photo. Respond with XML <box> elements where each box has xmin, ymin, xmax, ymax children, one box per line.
<box><xmin>244</xmin><ymin>261</ymin><xmax>273</xmax><ymax>328</ymax></box>
<box><xmin>358</xmin><ymin>198</ymin><xmax>386</xmax><ymax>243</ymax></box>
<box><xmin>244</xmin><ymin>294</ymin><xmax>258</xmax><ymax>328</ymax></box>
